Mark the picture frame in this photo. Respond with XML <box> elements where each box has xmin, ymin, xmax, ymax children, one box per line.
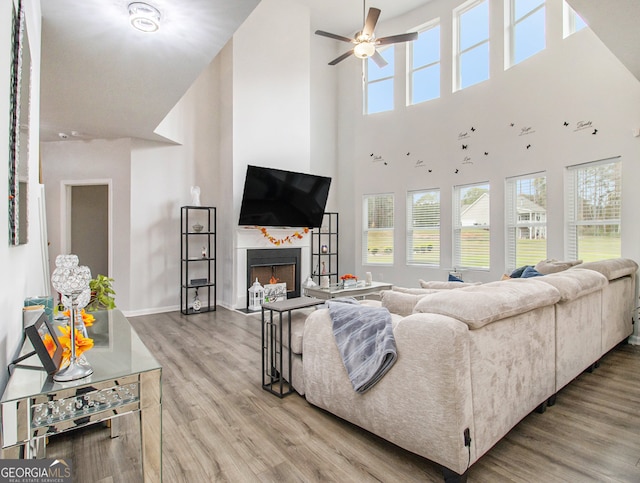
<box><xmin>24</xmin><ymin>312</ymin><xmax>63</xmax><ymax>375</ymax></box>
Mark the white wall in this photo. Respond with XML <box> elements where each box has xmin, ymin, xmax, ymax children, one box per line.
<box><xmin>0</xmin><ymin>0</ymin><xmax>44</xmax><ymax>392</ymax></box>
<box><xmin>331</xmin><ymin>0</ymin><xmax>640</xmax><ymax>341</ymax></box>
<box><xmin>41</xmin><ymin>139</ymin><xmax>132</xmax><ymax>310</ymax></box>
<box><xmin>230</xmin><ymin>0</ymin><xmax>314</xmax><ymax>308</ymax></box>
<box><xmin>333</xmin><ymin>0</ymin><xmax>640</xmax><ymax>298</ymax></box>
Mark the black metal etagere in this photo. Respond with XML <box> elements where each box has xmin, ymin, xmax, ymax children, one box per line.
<box><xmin>180</xmin><ymin>206</ymin><xmax>216</xmax><ymax>314</ymax></box>
<box><xmin>310</xmin><ymin>212</ymin><xmax>339</xmax><ymax>285</ymax></box>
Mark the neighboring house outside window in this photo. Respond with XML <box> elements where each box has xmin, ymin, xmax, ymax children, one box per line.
<box><xmin>453</xmin><ymin>0</ymin><xmax>490</xmax><ymax>91</ymax></box>
<box><xmin>506</xmin><ymin>173</ymin><xmax>547</xmax><ymax>271</ymax></box>
<box><xmin>563</xmin><ymin>0</ymin><xmax>587</xmax><ymax>38</ymax></box>
<box><xmin>407</xmin><ymin>189</ymin><xmax>440</xmax><ymax>265</ymax></box>
<box><xmin>566</xmin><ymin>158</ymin><xmax>621</xmax><ymax>262</ymax></box>
<box><xmin>453</xmin><ymin>182</ymin><xmax>490</xmax><ymax>269</ymax></box>
<box><xmin>366</xmin><ymin>47</ymin><xmax>395</xmax><ymax>114</ymax></box>
<box><xmin>363</xmin><ymin>194</ymin><xmax>394</xmax><ymax>265</ymax></box>
<box><xmin>507</xmin><ymin>0</ymin><xmax>546</xmax><ymax>67</ymax></box>
<box><xmin>408</xmin><ymin>20</ymin><xmax>440</xmax><ymax>105</ymax></box>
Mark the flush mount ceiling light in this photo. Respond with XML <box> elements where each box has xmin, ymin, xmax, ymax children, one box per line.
<box><xmin>128</xmin><ymin>2</ymin><xmax>161</xmax><ymax>33</ymax></box>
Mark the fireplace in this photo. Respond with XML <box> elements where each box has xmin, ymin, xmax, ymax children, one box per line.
<box><xmin>246</xmin><ymin>248</ymin><xmax>301</xmax><ymax>308</ymax></box>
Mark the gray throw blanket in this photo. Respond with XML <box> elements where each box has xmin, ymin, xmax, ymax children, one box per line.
<box><xmin>327</xmin><ymin>298</ymin><xmax>397</xmax><ymax>394</ymax></box>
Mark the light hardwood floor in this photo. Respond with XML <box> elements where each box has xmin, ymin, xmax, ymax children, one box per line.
<box><xmin>46</xmin><ymin>307</ymin><xmax>640</xmax><ymax>482</ymax></box>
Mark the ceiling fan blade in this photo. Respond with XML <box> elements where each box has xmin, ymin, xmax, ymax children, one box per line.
<box><xmin>371</xmin><ymin>50</ymin><xmax>388</xmax><ymax>68</ymax></box>
<box><xmin>315</xmin><ymin>30</ymin><xmax>355</xmax><ymax>43</ymax></box>
<box><xmin>328</xmin><ymin>50</ymin><xmax>355</xmax><ymax>66</ymax></box>
<box><xmin>376</xmin><ymin>32</ymin><xmax>419</xmax><ymax>45</ymax></box>
<box><xmin>362</xmin><ymin>7</ymin><xmax>381</xmax><ymax>37</ymax></box>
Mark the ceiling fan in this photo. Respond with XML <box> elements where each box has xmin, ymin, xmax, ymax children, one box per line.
<box><xmin>315</xmin><ymin>5</ymin><xmax>418</xmax><ymax>68</ymax></box>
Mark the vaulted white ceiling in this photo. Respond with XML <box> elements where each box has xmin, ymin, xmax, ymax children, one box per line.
<box><xmin>39</xmin><ymin>0</ymin><xmax>638</xmax><ymax>143</ymax></box>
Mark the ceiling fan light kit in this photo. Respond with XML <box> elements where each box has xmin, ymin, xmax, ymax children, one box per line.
<box><xmin>315</xmin><ymin>5</ymin><xmax>418</xmax><ymax>67</ymax></box>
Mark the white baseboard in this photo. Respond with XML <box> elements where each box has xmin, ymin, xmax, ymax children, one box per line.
<box><xmin>123</xmin><ymin>305</ymin><xmax>180</xmax><ymax>317</ymax></box>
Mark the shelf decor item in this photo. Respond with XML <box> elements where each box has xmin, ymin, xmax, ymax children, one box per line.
<box><xmin>50</xmin><ymin>254</ymin><xmax>94</xmax><ymax>381</ymax></box>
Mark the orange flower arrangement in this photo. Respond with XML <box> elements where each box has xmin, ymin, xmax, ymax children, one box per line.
<box><xmin>57</xmin><ymin>325</ymin><xmax>94</xmax><ymax>366</ymax></box>
<box><xmin>259</xmin><ymin>226</ymin><xmax>309</xmax><ymax>246</ymax></box>
<box><xmin>62</xmin><ymin>308</ymin><xmax>95</xmax><ymax>327</ymax></box>
<box><xmin>340</xmin><ymin>273</ymin><xmax>357</xmax><ymax>281</ymax></box>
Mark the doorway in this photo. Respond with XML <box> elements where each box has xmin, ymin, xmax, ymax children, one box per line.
<box><xmin>63</xmin><ymin>182</ymin><xmax>111</xmax><ymax>278</ymax></box>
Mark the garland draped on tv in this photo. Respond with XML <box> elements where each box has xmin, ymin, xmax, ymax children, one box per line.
<box><xmin>259</xmin><ymin>226</ymin><xmax>309</xmax><ymax>246</ymax></box>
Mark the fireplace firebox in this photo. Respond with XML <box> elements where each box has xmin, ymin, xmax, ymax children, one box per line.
<box><xmin>246</xmin><ymin>248</ymin><xmax>301</xmax><ymax>309</ymax></box>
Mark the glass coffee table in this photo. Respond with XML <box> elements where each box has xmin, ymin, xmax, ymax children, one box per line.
<box><xmin>303</xmin><ymin>280</ymin><xmax>392</xmax><ymax>300</ymax></box>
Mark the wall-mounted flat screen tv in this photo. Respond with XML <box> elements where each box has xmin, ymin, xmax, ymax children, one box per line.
<box><xmin>238</xmin><ymin>165</ymin><xmax>331</xmax><ymax>228</ymax></box>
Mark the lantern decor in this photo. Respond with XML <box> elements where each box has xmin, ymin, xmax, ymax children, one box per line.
<box><xmin>50</xmin><ymin>254</ymin><xmax>94</xmax><ymax>381</ymax></box>
<box><xmin>248</xmin><ymin>278</ymin><xmax>265</xmax><ymax>311</ymax></box>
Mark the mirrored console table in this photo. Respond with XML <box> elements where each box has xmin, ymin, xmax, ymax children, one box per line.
<box><xmin>0</xmin><ymin>310</ymin><xmax>162</xmax><ymax>482</ymax></box>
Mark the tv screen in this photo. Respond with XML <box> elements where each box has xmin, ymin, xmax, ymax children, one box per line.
<box><xmin>238</xmin><ymin>165</ymin><xmax>331</xmax><ymax>228</ymax></box>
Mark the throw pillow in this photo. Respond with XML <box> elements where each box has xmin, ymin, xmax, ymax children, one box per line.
<box><xmin>521</xmin><ymin>266</ymin><xmax>544</xmax><ymax>278</ymax></box>
<box><xmin>380</xmin><ymin>290</ymin><xmax>424</xmax><ymax>317</ymax></box>
<box><xmin>510</xmin><ymin>265</ymin><xmax>531</xmax><ymax>278</ymax></box>
<box><xmin>448</xmin><ymin>273</ymin><xmax>464</xmax><ymax>282</ymax></box>
<box><xmin>534</xmin><ymin>258</ymin><xmax>582</xmax><ymax>275</ymax></box>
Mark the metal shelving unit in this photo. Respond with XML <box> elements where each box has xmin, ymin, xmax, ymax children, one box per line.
<box><xmin>180</xmin><ymin>206</ymin><xmax>216</xmax><ymax>314</ymax></box>
<box><xmin>310</xmin><ymin>212</ymin><xmax>339</xmax><ymax>286</ymax></box>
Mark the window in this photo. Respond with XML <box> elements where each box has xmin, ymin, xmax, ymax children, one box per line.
<box><xmin>454</xmin><ymin>182</ymin><xmax>490</xmax><ymax>269</ymax></box>
<box><xmin>366</xmin><ymin>47</ymin><xmax>394</xmax><ymax>114</ymax></box>
<box><xmin>507</xmin><ymin>0</ymin><xmax>546</xmax><ymax>67</ymax></box>
<box><xmin>454</xmin><ymin>0</ymin><xmax>490</xmax><ymax>91</ymax></box>
<box><xmin>506</xmin><ymin>173</ymin><xmax>547</xmax><ymax>271</ymax></box>
<box><xmin>566</xmin><ymin>158</ymin><xmax>621</xmax><ymax>262</ymax></box>
<box><xmin>363</xmin><ymin>194</ymin><xmax>394</xmax><ymax>265</ymax></box>
<box><xmin>408</xmin><ymin>21</ymin><xmax>440</xmax><ymax>105</ymax></box>
<box><xmin>407</xmin><ymin>189</ymin><xmax>440</xmax><ymax>265</ymax></box>
<box><xmin>563</xmin><ymin>0</ymin><xmax>587</xmax><ymax>38</ymax></box>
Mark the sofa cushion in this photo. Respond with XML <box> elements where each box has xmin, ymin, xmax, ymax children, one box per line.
<box><xmin>413</xmin><ymin>279</ymin><xmax>561</xmax><ymax>329</ymax></box>
<box><xmin>380</xmin><ymin>290</ymin><xmax>426</xmax><ymax>317</ymax></box>
<box><xmin>534</xmin><ymin>258</ymin><xmax>582</xmax><ymax>275</ymax></box>
<box><xmin>535</xmin><ymin>268</ymin><xmax>607</xmax><ymax>302</ymax></box>
<box><xmin>419</xmin><ymin>280</ymin><xmax>481</xmax><ymax>289</ymax></box>
<box><xmin>576</xmin><ymin>258</ymin><xmax>638</xmax><ymax>281</ymax></box>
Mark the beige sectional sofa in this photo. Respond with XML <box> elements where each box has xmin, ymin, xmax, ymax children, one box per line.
<box><xmin>295</xmin><ymin>258</ymin><xmax>637</xmax><ymax>481</ymax></box>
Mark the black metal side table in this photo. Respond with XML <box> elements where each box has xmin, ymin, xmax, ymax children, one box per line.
<box><xmin>261</xmin><ymin>297</ymin><xmax>324</xmax><ymax>397</ymax></box>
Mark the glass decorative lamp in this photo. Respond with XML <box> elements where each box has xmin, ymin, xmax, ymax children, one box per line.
<box><xmin>50</xmin><ymin>255</ymin><xmax>93</xmax><ymax>381</ymax></box>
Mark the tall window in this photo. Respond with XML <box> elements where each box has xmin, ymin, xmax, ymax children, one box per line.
<box><xmin>366</xmin><ymin>47</ymin><xmax>394</xmax><ymax>114</ymax></box>
<box><xmin>507</xmin><ymin>0</ymin><xmax>546</xmax><ymax>67</ymax></box>
<box><xmin>407</xmin><ymin>189</ymin><xmax>440</xmax><ymax>265</ymax></box>
<box><xmin>454</xmin><ymin>0</ymin><xmax>490</xmax><ymax>91</ymax></box>
<box><xmin>563</xmin><ymin>0</ymin><xmax>587</xmax><ymax>38</ymax></box>
<box><xmin>454</xmin><ymin>182</ymin><xmax>490</xmax><ymax>269</ymax></box>
<box><xmin>566</xmin><ymin>159</ymin><xmax>622</xmax><ymax>262</ymax></box>
<box><xmin>506</xmin><ymin>173</ymin><xmax>547</xmax><ymax>271</ymax></box>
<box><xmin>408</xmin><ymin>21</ymin><xmax>440</xmax><ymax>105</ymax></box>
<box><xmin>363</xmin><ymin>194</ymin><xmax>394</xmax><ymax>265</ymax></box>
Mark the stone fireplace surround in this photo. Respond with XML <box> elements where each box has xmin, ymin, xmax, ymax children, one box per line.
<box><xmin>235</xmin><ymin>227</ymin><xmax>311</xmax><ymax>309</ymax></box>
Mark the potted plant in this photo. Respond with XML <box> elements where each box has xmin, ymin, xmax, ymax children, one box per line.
<box><xmin>86</xmin><ymin>274</ymin><xmax>116</xmax><ymax>312</ymax></box>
